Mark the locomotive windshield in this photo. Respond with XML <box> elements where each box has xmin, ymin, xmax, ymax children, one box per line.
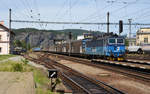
<box><xmin>109</xmin><ymin>39</ymin><xmax>115</xmax><ymax>44</ymax></box>
<box><xmin>117</xmin><ymin>39</ymin><xmax>124</xmax><ymax>44</ymax></box>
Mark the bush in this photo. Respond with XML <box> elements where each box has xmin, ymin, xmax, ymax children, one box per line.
<box><xmin>12</xmin><ymin>63</ymin><xmax>23</xmax><ymax>72</ymax></box>
<box><xmin>21</xmin><ymin>59</ymin><xmax>29</xmax><ymax>65</ymax></box>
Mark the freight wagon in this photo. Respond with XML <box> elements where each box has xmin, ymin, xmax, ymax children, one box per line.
<box><xmin>50</xmin><ymin>34</ymin><xmax>126</xmax><ymax>61</ymax></box>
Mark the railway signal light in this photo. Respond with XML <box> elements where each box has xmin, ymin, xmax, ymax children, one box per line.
<box><xmin>119</xmin><ymin>20</ymin><xmax>123</xmax><ymax>34</ymax></box>
<box><xmin>69</xmin><ymin>32</ymin><xmax>72</xmax><ymax>40</ymax></box>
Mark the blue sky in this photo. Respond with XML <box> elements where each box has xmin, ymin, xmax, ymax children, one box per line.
<box><xmin>1</xmin><ymin>0</ymin><xmax>150</xmax><ymax>36</ymax></box>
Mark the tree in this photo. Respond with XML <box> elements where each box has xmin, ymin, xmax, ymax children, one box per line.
<box><xmin>14</xmin><ymin>40</ymin><xmax>22</xmax><ymax>47</ymax></box>
<box><xmin>13</xmin><ymin>40</ymin><xmax>31</xmax><ymax>51</ymax></box>
<box><xmin>125</xmin><ymin>39</ymin><xmax>129</xmax><ymax>46</ymax></box>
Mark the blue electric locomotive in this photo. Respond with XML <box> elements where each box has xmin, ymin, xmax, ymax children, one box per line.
<box><xmin>84</xmin><ymin>35</ymin><xmax>125</xmax><ymax>60</ymax></box>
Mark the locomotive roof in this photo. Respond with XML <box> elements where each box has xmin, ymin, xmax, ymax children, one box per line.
<box><xmin>96</xmin><ymin>34</ymin><xmax>125</xmax><ymax>40</ymax></box>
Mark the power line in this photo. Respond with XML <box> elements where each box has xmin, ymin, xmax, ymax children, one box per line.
<box><xmin>80</xmin><ymin>2</ymin><xmax>113</xmax><ymax>22</ymax></box>
<box><xmin>133</xmin><ymin>9</ymin><xmax>150</xmax><ymax>20</ymax></box>
<box><xmin>56</xmin><ymin>0</ymin><xmax>79</xmax><ymax>21</ymax></box>
<box><xmin>53</xmin><ymin>0</ymin><xmax>68</xmax><ymax>21</ymax></box>
<box><xmin>90</xmin><ymin>0</ymin><xmax>140</xmax><ymax>22</ymax></box>
<box><xmin>118</xmin><ymin>6</ymin><xmax>150</xmax><ymax>20</ymax></box>
<box><xmin>11</xmin><ymin>20</ymin><xmax>150</xmax><ymax>26</ymax></box>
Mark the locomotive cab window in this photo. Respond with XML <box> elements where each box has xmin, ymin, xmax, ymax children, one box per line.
<box><xmin>109</xmin><ymin>39</ymin><xmax>116</xmax><ymax>44</ymax></box>
<box><xmin>117</xmin><ymin>39</ymin><xmax>124</xmax><ymax>44</ymax></box>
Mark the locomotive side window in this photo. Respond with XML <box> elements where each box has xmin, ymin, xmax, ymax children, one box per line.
<box><xmin>117</xmin><ymin>39</ymin><xmax>124</xmax><ymax>44</ymax></box>
<box><xmin>109</xmin><ymin>39</ymin><xmax>115</xmax><ymax>44</ymax></box>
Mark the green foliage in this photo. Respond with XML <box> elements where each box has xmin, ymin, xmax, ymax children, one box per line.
<box><xmin>13</xmin><ymin>40</ymin><xmax>31</xmax><ymax>51</ymax></box>
<box><xmin>21</xmin><ymin>40</ymin><xmax>27</xmax><ymax>49</ymax></box>
<box><xmin>27</xmin><ymin>43</ymin><xmax>31</xmax><ymax>50</ymax></box>
<box><xmin>36</xmin><ymin>88</ymin><xmax>53</xmax><ymax>94</ymax></box>
<box><xmin>125</xmin><ymin>39</ymin><xmax>129</xmax><ymax>46</ymax></box>
<box><xmin>21</xmin><ymin>58</ymin><xmax>29</xmax><ymax>65</ymax></box>
<box><xmin>13</xmin><ymin>28</ymin><xmax>103</xmax><ymax>40</ymax></box>
<box><xmin>33</xmin><ymin>69</ymin><xmax>49</xmax><ymax>86</ymax></box>
<box><xmin>12</xmin><ymin>63</ymin><xmax>23</xmax><ymax>72</ymax></box>
<box><xmin>0</xmin><ymin>55</ymin><xmax>16</xmax><ymax>61</ymax></box>
<box><xmin>0</xmin><ymin>60</ymin><xmax>56</xmax><ymax>94</ymax></box>
<box><xmin>0</xmin><ymin>61</ymin><xmax>32</xmax><ymax>72</ymax></box>
<box><xmin>55</xmin><ymin>78</ymin><xmax>61</xmax><ymax>85</ymax></box>
<box><xmin>14</xmin><ymin>40</ymin><xmax>22</xmax><ymax>47</ymax></box>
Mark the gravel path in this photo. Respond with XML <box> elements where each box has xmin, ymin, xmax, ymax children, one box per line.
<box><xmin>0</xmin><ymin>56</ymin><xmax>24</xmax><ymax>63</ymax></box>
<box><xmin>57</xmin><ymin>59</ymin><xmax>150</xmax><ymax>94</ymax></box>
<box><xmin>0</xmin><ymin>56</ymin><xmax>35</xmax><ymax>94</ymax></box>
<box><xmin>0</xmin><ymin>72</ymin><xmax>35</xmax><ymax>94</ymax></box>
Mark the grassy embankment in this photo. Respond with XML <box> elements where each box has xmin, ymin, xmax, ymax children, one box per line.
<box><xmin>0</xmin><ymin>56</ymin><xmax>56</xmax><ymax>94</ymax></box>
<box><xmin>0</xmin><ymin>54</ymin><xmax>16</xmax><ymax>61</ymax></box>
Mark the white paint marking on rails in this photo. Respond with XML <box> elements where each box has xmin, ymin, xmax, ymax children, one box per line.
<box><xmin>122</xmin><ymin>64</ymin><xmax>127</xmax><ymax>66</ymax></box>
<box><xmin>109</xmin><ymin>61</ymin><xmax>114</xmax><ymax>64</ymax></box>
<box><xmin>147</xmin><ymin>62</ymin><xmax>150</xmax><ymax>64</ymax></box>
<box><xmin>130</xmin><ymin>65</ymin><xmax>136</xmax><ymax>67</ymax></box>
<box><xmin>139</xmin><ymin>67</ymin><xmax>146</xmax><ymax>69</ymax></box>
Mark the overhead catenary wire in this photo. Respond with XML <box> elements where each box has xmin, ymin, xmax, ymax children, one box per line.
<box><xmin>110</xmin><ymin>0</ymin><xmax>140</xmax><ymax>15</ymax></box>
<box><xmin>53</xmin><ymin>0</ymin><xmax>68</xmax><ymax>22</ymax></box>
<box><xmin>118</xmin><ymin>6</ymin><xmax>150</xmax><ymax>20</ymax></box>
<box><xmin>88</xmin><ymin>0</ymin><xmax>139</xmax><ymax>22</ymax></box>
<box><xmin>21</xmin><ymin>0</ymin><xmax>44</xmax><ymax>29</ymax></box>
<box><xmin>80</xmin><ymin>2</ymin><xmax>114</xmax><ymax>22</ymax></box>
<box><xmin>56</xmin><ymin>0</ymin><xmax>79</xmax><ymax>21</ymax></box>
<box><xmin>1</xmin><ymin>0</ymin><xmax>150</xmax><ymax>31</ymax></box>
<box><xmin>11</xmin><ymin>20</ymin><xmax>150</xmax><ymax>26</ymax></box>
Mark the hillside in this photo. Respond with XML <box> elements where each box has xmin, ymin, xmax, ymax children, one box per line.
<box><xmin>13</xmin><ymin>28</ymin><xmax>103</xmax><ymax>49</ymax></box>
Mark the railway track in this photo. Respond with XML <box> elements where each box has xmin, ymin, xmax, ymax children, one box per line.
<box><xmin>91</xmin><ymin>59</ymin><xmax>150</xmax><ymax>71</ymax></box>
<box><xmin>46</xmin><ymin>52</ymin><xmax>150</xmax><ymax>83</ymax></box>
<box><xmin>24</xmin><ymin>54</ymin><xmax>124</xmax><ymax>94</ymax></box>
<box><xmin>126</xmin><ymin>59</ymin><xmax>150</xmax><ymax>65</ymax></box>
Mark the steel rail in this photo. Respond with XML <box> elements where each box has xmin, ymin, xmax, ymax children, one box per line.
<box><xmin>25</xmin><ymin>54</ymin><xmax>124</xmax><ymax>94</ymax></box>
<box><xmin>47</xmin><ymin>53</ymin><xmax>150</xmax><ymax>83</ymax></box>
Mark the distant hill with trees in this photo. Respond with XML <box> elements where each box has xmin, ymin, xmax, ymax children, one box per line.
<box><xmin>13</xmin><ymin>28</ymin><xmax>103</xmax><ymax>50</ymax></box>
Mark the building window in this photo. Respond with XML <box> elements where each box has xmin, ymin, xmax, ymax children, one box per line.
<box><xmin>0</xmin><ymin>47</ymin><xmax>1</xmax><ymax>53</ymax></box>
<box><xmin>144</xmin><ymin>38</ymin><xmax>148</xmax><ymax>44</ymax></box>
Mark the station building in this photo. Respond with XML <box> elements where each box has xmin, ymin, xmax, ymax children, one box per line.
<box><xmin>136</xmin><ymin>28</ymin><xmax>150</xmax><ymax>45</ymax></box>
<box><xmin>0</xmin><ymin>22</ymin><xmax>15</xmax><ymax>55</ymax></box>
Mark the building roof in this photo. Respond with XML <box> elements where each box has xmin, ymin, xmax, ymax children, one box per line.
<box><xmin>140</xmin><ymin>27</ymin><xmax>150</xmax><ymax>29</ymax></box>
<box><xmin>0</xmin><ymin>24</ymin><xmax>15</xmax><ymax>35</ymax></box>
<box><xmin>137</xmin><ymin>27</ymin><xmax>150</xmax><ymax>34</ymax></box>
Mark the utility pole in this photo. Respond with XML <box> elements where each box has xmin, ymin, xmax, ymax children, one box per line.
<box><xmin>9</xmin><ymin>9</ymin><xmax>12</xmax><ymax>54</ymax></box>
<box><xmin>68</xmin><ymin>32</ymin><xmax>72</xmax><ymax>56</ymax></box>
<box><xmin>128</xmin><ymin>19</ymin><xmax>132</xmax><ymax>46</ymax></box>
<box><xmin>9</xmin><ymin>9</ymin><xmax>12</xmax><ymax>31</ymax></box>
<box><xmin>128</xmin><ymin>19</ymin><xmax>132</xmax><ymax>39</ymax></box>
<box><xmin>107</xmin><ymin>12</ymin><xmax>110</xmax><ymax>34</ymax></box>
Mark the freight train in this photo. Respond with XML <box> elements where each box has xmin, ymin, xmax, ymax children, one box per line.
<box><xmin>49</xmin><ymin>33</ymin><xmax>126</xmax><ymax>61</ymax></box>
